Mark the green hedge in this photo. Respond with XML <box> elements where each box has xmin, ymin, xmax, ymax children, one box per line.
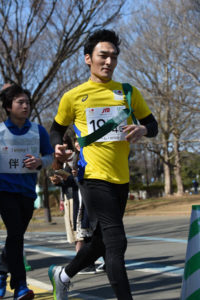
<box><xmin>143</xmin><ymin>183</ymin><xmax>164</xmax><ymax>197</ymax></box>
<box><xmin>131</xmin><ymin>182</ymin><xmax>195</xmax><ymax>198</ymax></box>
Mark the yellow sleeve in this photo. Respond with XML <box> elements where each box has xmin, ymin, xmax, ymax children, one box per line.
<box><xmin>55</xmin><ymin>92</ymin><xmax>75</xmax><ymax>126</ymax></box>
<box><xmin>132</xmin><ymin>87</ymin><xmax>152</xmax><ymax>120</ymax></box>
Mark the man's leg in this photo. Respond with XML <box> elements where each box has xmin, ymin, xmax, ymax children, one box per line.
<box><xmin>0</xmin><ymin>192</ymin><xmax>34</xmax><ymax>289</ymax></box>
<box><xmin>65</xmin><ymin>227</ymin><xmax>105</xmax><ymax>276</ymax></box>
<box><xmin>102</xmin><ymin>225</ymin><xmax>132</xmax><ymax>299</ymax></box>
<box><xmin>0</xmin><ymin>248</ymin><xmax>8</xmax><ymax>275</ymax></box>
<box><xmin>80</xmin><ymin>180</ymin><xmax>133</xmax><ymax>300</ymax></box>
<box><xmin>49</xmin><ymin>180</ymin><xmax>133</xmax><ymax>300</ymax></box>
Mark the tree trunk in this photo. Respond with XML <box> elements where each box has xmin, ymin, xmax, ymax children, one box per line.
<box><xmin>173</xmin><ymin>136</ymin><xmax>184</xmax><ymax>195</ymax></box>
<box><xmin>164</xmin><ymin>162</ymin><xmax>172</xmax><ymax>195</ymax></box>
<box><xmin>163</xmin><ymin>140</ymin><xmax>172</xmax><ymax>195</ymax></box>
<box><xmin>43</xmin><ymin>169</ymin><xmax>52</xmax><ymax>223</ymax></box>
<box><xmin>143</xmin><ymin>148</ymin><xmax>149</xmax><ymax>186</ymax></box>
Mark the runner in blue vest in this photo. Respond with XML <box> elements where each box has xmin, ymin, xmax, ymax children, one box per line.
<box><xmin>0</xmin><ymin>83</ymin><xmax>54</xmax><ymax>300</ymax></box>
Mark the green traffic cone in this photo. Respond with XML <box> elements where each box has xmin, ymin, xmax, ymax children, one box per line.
<box><xmin>181</xmin><ymin>205</ymin><xmax>200</xmax><ymax>299</ymax></box>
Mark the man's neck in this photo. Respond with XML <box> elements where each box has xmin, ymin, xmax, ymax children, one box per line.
<box><xmin>9</xmin><ymin>116</ymin><xmax>27</xmax><ymax>129</ymax></box>
<box><xmin>90</xmin><ymin>74</ymin><xmax>111</xmax><ymax>84</ymax></box>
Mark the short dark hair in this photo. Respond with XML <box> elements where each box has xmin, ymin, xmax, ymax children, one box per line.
<box><xmin>84</xmin><ymin>29</ymin><xmax>121</xmax><ymax>56</ymax></box>
<box><xmin>0</xmin><ymin>83</ymin><xmax>31</xmax><ymax>115</ymax></box>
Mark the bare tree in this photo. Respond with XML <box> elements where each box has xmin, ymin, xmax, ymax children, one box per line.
<box><xmin>0</xmin><ymin>0</ymin><xmax>126</xmax><ymax>221</ymax></box>
<box><xmin>118</xmin><ymin>0</ymin><xmax>199</xmax><ymax>195</ymax></box>
<box><xmin>0</xmin><ymin>0</ymin><xmax>126</xmax><ymax>114</ymax></box>
<box><xmin>176</xmin><ymin>0</ymin><xmax>200</xmax><ymax>93</ymax></box>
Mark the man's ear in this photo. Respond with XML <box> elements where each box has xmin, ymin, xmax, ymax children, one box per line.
<box><xmin>85</xmin><ymin>54</ymin><xmax>91</xmax><ymax>67</ymax></box>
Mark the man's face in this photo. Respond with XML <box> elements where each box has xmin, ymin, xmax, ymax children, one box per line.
<box><xmin>7</xmin><ymin>93</ymin><xmax>30</xmax><ymax>120</ymax></box>
<box><xmin>85</xmin><ymin>41</ymin><xmax>118</xmax><ymax>83</ymax></box>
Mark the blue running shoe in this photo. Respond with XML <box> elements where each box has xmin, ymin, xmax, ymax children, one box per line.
<box><xmin>0</xmin><ymin>274</ymin><xmax>7</xmax><ymax>298</ymax></box>
<box><xmin>13</xmin><ymin>281</ymin><xmax>34</xmax><ymax>300</ymax></box>
<box><xmin>48</xmin><ymin>265</ymin><xmax>70</xmax><ymax>300</ymax></box>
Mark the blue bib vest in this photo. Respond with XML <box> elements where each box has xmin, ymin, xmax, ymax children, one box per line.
<box><xmin>0</xmin><ymin>122</ymin><xmax>40</xmax><ymax>174</ymax></box>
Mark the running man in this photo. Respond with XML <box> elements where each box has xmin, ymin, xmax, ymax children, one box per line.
<box><xmin>0</xmin><ymin>83</ymin><xmax>54</xmax><ymax>299</ymax></box>
<box><xmin>48</xmin><ymin>29</ymin><xmax>158</xmax><ymax>300</ymax></box>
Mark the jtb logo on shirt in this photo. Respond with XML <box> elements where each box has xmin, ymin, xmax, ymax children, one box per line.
<box><xmin>101</xmin><ymin>108</ymin><xmax>110</xmax><ymax>114</ymax></box>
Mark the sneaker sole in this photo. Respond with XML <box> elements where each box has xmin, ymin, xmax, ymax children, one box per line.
<box><xmin>96</xmin><ymin>269</ymin><xmax>105</xmax><ymax>273</ymax></box>
<box><xmin>48</xmin><ymin>264</ymin><xmax>57</xmax><ymax>300</ymax></box>
<box><xmin>14</xmin><ymin>290</ymin><xmax>34</xmax><ymax>300</ymax></box>
<box><xmin>78</xmin><ymin>271</ymin><xmax>96</xmax><ymax>275</ymax></box>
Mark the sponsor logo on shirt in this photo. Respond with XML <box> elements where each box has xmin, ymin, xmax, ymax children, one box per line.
<box><xmin>2</xmin><ymin>146</ymin><xmax>8</xmax><ymax>152</ymax></box>
<box><xmin>113</xmin><ymin>90</ymin><xmax>124</xmax><ymax>100</ymax></box>
<box><xmin>82</xmin><ymin>95</ymin><xmax>88</xmax><ymax>102</ymax></box>
<box><xmin>113</xmin><ymin>90</ymin><xmax>123</xmax><ymax>95</ymax></box>
<box><xmin>101</xmin><ymin>108</ymin><xmax>110</xmax><ymax>114</ymax></box>
<box><xmin>88</xmin><ymin>108</ymin><xmax>94</xmax><ymax>115</ymax></box>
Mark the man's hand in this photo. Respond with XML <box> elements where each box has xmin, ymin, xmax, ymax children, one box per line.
<box><xmin>24</xmin><ymin>154</ymin><xmax>42</xmax><ymax>170</ymax></box>
<box><xmin>54</xmin><ymin>144</ymin><xmax>73</xmax><ymax>163</ymax></box>
<box><xmin>72</xmin><ymin>169</ymin><xmax>78</xmax><ymax>177</ymax></box>
<box><xmin>54</xmin><ymin>169</ymin><xmax>71</xmax><ymax>180</ymax></box>
<box><xmin>49</xmin><ymin>174</ymin><xmax>63</xmax><ymax>185</ymax></box>
<box><xmin>123</xmin><ymin>124</ymin><xmax>147</xmax><ymax>143</ymax></box>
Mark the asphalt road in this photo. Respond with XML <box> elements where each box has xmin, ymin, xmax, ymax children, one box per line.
<box><xmin>0</xmin><ymin>215</ymin><xmax>191</xmax><ymax>300</ymax></box>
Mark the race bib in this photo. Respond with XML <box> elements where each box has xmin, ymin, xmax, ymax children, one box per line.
<box><xmin>86</xmin><ymin>106</ymin><xmax>127</xmax><ymax>142</ymax></box>
<box><xmin>0</xmin><ymin>144</ymin><xmax>39</xmax><ymax>173</ymax></box>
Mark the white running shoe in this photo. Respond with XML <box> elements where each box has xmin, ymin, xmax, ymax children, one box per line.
<box><xmin>48</xmin><ymin>265</ymin><xmax>70</xmax><ymax>300</ymax></box>
<box><xmin>78</xmin><ymin>264</ymin><xmax>96</xmax><ymax>275</ymax></box>
<box><xmin>96</xmin><ymin>263</ymin><xmax>106</xmax><ymax>273</ymax></box>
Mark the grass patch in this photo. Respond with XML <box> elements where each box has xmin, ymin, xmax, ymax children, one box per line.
<box><xmin>125</xmin><ymin>194</ymin><xmax>200</xmax><ymax>215</ymax></box>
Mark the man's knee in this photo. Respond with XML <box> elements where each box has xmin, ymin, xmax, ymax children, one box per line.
<box><xmin>90</xmin><ymin>234</ymin><xmax>105</xmax><ymax>255</ymax></box>
<box><xmin>103</xmin><ymin>226</ymin><xmax>127</xmax><ymax>253</ymax></box>
<box><xmin>7</xmin><ymin>232</ymin><xmax>23</xmax><ymax>243</ymax></box>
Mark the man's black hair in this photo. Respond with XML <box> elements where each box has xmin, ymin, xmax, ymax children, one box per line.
<box><xmin>84</xmin><ymin>29</ymin><xmax>121</xmax><ymax>56</ymax></box>
<box><xmin>0</xmin><ymin>83</ymin><xmax>31</xmax><ymax>115</ymax></box>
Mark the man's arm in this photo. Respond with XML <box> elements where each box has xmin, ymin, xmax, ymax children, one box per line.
<box><xmin>50</xmin><ymin>120</ymin><xmax>68</xmax><ymax>149</ymax></box>
<box><xmin>139</xmin><ymin>113</ymin><xmax>158</xmax><ymax>137</ymax></box>
<box><xmin>50</xmin><ymin>120</ymin><xmax>73</xmax><ymax>163</ymax></box>
<box><xmin>123</xmin><ymin>113</ymin><xmax>158</xmax><ymax>143</ymax></box>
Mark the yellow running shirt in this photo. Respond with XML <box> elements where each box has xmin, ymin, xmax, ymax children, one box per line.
<box><xmin>55</xmin><ymin>79</ymin><xmax>151</xmax><ymax>184</ymax></box>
